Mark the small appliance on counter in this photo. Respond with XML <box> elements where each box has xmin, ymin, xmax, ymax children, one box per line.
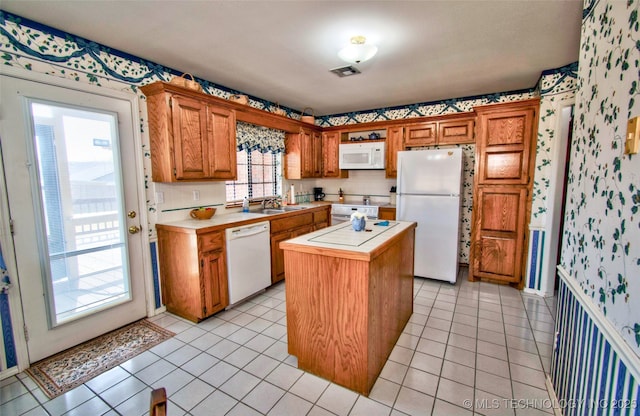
<box><xmin>313</xmin><ymin>187</ymin><xmax>326</xmax><ymax>201</ymax></box>
<box><xmin>390</xmin><ymin>186</ymin><xmax>397</xmax><ymax>205</ymax></box>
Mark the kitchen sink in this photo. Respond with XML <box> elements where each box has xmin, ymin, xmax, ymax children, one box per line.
<box><xmin>253</xmin><ymin>205</ymin><xmax>309</xmax><ymax>215</ymax></box>
<box><xmin>260</xmin><ymin>208</ymin><xmax>286</xmax><ymax>214</ymax></box>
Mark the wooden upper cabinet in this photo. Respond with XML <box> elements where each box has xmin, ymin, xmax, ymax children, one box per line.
<box><xmin>405</xmin><ymin>122</ymin><xmax>437</xmax><ymax>147</ymax></box>
<box><xmin>140</xmin><ymin>82</ymin><xmax>237</xmax><ymax>182</ymax></box>
<box><xmin>322</xmin><ymin>131</ymin><xmax>348</xmax><ymax>178</ymax></box>
<box><xmin>438</xmin><ymin>118</ymin><xmax>475</xmax><ymax>144</ymax></box>
<box><xmin>207</xmin><ymin>105</ymin><xmax>237</xmax><ymax>179</ymax></box>
<box><xmin>386</xmin><ymin>126</ymin><xmax>404</xmax><ymax>178</ymax></box>
<box><xmin>300</xmin><ymin>129</ymin><xmax>313</xmax><ymax>177</ymax></box>
<box><xmin>285</xmin><ymin>127</ymin><xmax>322</xmax><ymax>179</ymax></box>
<box><xmin>171</xmin><ymin>95</ymin><xmax>210</xmax><ymax>180</ymax></box>
<box><xmin>475</xmin><ymin>105</ymin><xmax>536</xmax><ymax>185</ymax></box>
<box><xmin>311</xmin><ymin>131</ymin><xmax>323</xmax><ymax>177</ymax></box>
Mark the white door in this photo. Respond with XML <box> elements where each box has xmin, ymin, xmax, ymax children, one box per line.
<box><xmin>0</xmin><ymin>73</ymin><xmax>147</xmax><ymax>362</ymax></box>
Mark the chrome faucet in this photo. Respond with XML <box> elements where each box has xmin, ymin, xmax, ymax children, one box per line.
<box><xmin>261</xmin><ymin>198</ymin><xmax>281</xmax><ymax>209</ymax></box>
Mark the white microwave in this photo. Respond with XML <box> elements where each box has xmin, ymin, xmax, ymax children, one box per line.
<box><xmin>339</xmin><ymin>142</ymin><xmax>386</xmax><ymax>170</ymax></box>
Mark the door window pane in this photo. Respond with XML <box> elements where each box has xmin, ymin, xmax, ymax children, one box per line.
<box><xmin>30</xmin><ymin>101</ymin><xmax>131</xmax><ymax>325</ymax></box>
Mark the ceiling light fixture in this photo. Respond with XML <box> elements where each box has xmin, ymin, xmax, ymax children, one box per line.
<box><xmin>338</xmin><ymin>35</ymin><xmax>378</xmax><ymax>64</ymax></box>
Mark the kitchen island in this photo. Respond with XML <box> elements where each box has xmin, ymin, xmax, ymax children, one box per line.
<box><xmin>280</xmin><ymin>220</ymin><xmax>416</xmax><ymax>396</ymax></box>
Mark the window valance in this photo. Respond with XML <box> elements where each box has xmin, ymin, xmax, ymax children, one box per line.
<box><xmin>236</xmin><ymin>121</ymin><xmax>285</xmax><ymax>154</ymax></box>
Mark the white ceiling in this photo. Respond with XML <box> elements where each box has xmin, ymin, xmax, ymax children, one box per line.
<box><xmin>1</xmin><ymin>1</ymin><xmax>583</xmax><ymax>116</ymax></box>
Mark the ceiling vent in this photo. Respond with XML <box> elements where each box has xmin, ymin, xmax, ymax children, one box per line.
<box><xmin>330</xmin><ymin>65</ymin><xmax>361</xmax><ymax>77</ymax></box>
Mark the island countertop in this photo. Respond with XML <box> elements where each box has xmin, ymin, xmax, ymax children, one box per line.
<box><xmin>280</xmin><ymin>220</ymin><xmax>416</xmax><ymax>261</ymax></box>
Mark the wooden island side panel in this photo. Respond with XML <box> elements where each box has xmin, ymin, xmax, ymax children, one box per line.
<box><xmin>284</xmin><ymin>227</ymin><xmax>415</xmax><ymax>396</ymax></box>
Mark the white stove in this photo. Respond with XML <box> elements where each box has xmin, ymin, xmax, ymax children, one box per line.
<box><xmin>331</xmin><ymin>204</ymin><xmax>379</xmax><ymax>224</ymax></box>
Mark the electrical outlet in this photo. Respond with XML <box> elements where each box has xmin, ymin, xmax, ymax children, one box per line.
<box><xmin>155</xmin><ymin>192</ymin><xmax>164</xmax><ymax>204</ymax></box>
<box><xmin>625</xmin><ymin>116</ymin><xmax>640</xmax><ymax>154</ymax></box>
<box><xmin>192</xmin><ymin>190</ymin><xmax>200</xmax><ymax>201</ymax></box>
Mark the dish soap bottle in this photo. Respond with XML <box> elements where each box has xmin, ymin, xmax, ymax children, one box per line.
<box><xmin>338</xmin><ymin>188</ymin><xmax>344</xmax><ymax>204</ymax></box>
<box><xmin>242</xmin><ymin>196</ymin><xmax>249</xmax><ymax>212</ymax></box>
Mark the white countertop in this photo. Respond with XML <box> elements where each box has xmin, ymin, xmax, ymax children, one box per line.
<box><xmin>157</xmin><ymin>212</ymin><xmax>269</xmax><ymax>230</ymax></box>
<box><xmin>282</xmin><ymin>220</ymin><xmax>416</xmax><ymax>255</ymax></box>
<box><xmin>155</xmin><ymin>202</ymin><xmax>331</xmax><ymax>230</ymax></box>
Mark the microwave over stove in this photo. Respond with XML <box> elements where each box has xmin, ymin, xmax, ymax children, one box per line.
<box><xmin>338</xmin><ymin>142</ymin><xmax>385</xmax><ymax>170</ymax></box>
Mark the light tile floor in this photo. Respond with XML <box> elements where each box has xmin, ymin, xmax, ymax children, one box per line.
<box><xmin>1</xmin><ymin>267</ymin><xmax>559</xmax><ymax>416</ymax></box>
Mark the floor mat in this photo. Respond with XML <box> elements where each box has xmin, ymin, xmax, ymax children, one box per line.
<box><xmin>25</xmin><ymin>319</ymin><xmax>174</xmax><ymax>399</ymax></box>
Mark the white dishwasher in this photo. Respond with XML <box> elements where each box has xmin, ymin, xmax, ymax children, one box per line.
<box><xmin>225</xmin><ymin>221</ymin><xmax>272</xmax><ymax>306</ymax></box>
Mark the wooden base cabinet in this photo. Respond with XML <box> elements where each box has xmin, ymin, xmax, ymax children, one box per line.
<box><xmin>156</xmin><ymin>226</ymin><xmax>228</xmax><ymax>322</ymax></box>
<box><xmin>471</xmin><ymin>187</ymin><xmax>527</xmax><ymax>283</ymax></box>
<box><xmin>470</xmin><ymin>99</ymin><xmax>539</xmax><ymax>287</ymax></box>
<box><xmin>378</xmin><ymin>206</ymin><xmax>396</xmax><ymax>220</ymax></box>
<box><xmin>270</xmin><ymin>206</ymin><xmax>330</xmax><ymax>283</ymax></box>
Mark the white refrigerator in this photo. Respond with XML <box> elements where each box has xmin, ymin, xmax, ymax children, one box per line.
<box><xmin>397</xmin><ymin>148</ymin><xmax>463</xmax><ymax>283</ymax></box>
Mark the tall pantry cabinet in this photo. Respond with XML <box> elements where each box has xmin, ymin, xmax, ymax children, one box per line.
<box><xmin>470</xmin><ymin>99</ymin><xmax>539</xmax><ymax>287</ymax></box>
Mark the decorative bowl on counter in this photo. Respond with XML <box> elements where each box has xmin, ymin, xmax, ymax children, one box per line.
<box><xmin>190</xmin><ymin>207</ymin><xmax>216</xmax><ymax>220</ymax></box>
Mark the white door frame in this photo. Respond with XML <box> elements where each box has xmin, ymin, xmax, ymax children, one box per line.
<box><xmin>0</xmin><ymin>65</ymin><xmax>154</xmax><ymax>372</ymax></box>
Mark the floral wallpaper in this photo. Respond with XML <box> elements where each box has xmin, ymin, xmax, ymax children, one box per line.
<box><xmin>561</xmin><ymin>0</ymin><xmax>640</xmax><ymax>353</ymax></box>
<box><xmin>318</xmin><ymin>91</ymin><xmax>536</xmax><ymax>127</ymax></box>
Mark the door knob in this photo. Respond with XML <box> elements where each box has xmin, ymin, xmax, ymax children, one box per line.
<box><xmin>128</xmin><ymin>225</ymin><xmax>141</xmax><ymax>234</ymax></box>
<box><xmin>128</xmin><ymin>211</ymin><xmax>137</xmax><ymax>218</ymax></box>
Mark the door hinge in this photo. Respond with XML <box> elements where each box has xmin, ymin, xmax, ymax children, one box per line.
<box><xmin>23</xmin><ymin>324</ymin><xmax>29</xmax><ymax>342</ymax></box>
<box><xmin>203</xmin><ymin>306</ymin><xmax>207</xmax><ymax>315</ymax></box>
<box><xmin>9</xmin><ymin>219</ymin><xmax>14</xmax><ymax>235</ymax></box>
<box><xmin>200</xmin><ymin>259</ymin><xmax>204</xmax><ymax>268</ymax></box>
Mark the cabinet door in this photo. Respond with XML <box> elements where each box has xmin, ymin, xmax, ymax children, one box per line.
<box><xmin>292</xmin><ymin>225</ymin><xmax>313</xmax><ymax>237</ymax></box>
<box><xmin>386</xmin><ymin>126</ymin><xmax>404</xmax><ymax>178</ymax></box>
<box><xmin>201</xmin><ymin>249</ymin><xmax>229</xmax><ymax>317</ymax></box>
<box><xmin>207</xmin><ymin>106</ymin><xmax>237</xmax><ymax>179</ymax></box>
<box><xmin>438</xmin><ymin>118</ymin><xmax>475</xmax><ymax>144</ymax></box>
<box><xmin>301</xmin><ymin>129</ymin><xmax>314</xmax><ymax>178</ymax></box>
<box><xmin>271</xmin><ymin>231</ymin><xmax>291</xmax><ymax>284</ymax></box>
<box><xmin>171</xmin><ymin>95</ymin><xmax>210</xmax><ymax>180</ymax></box>
<box><xmin>476</xmin><ymin>108</ymin><xmax>536</xmax><ymax>185</ymax></box>
<box><xmin>405</xmin><ymin>123</ymin><xmax>437</xmax><ymax>147</ymax></box>
<box><xmin>312</xmin><ymin>131</ymin><xmax>323</xmax><ymax>177</ymax></box>
<box><xmin>284</xmin><ymin>133</ymin><xmax>302</xmax><ymax>180</ymax></box>
<box><xmin>471</xmin><ymin>187</ymin><xmax>527</xmax><ymax>283</ymax></box>
<box><xmin>322</xmin><ymin>131</ymin><xmax>340</xmax><ymax>177</ymax></box>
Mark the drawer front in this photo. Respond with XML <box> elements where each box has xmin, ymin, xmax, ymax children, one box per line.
<box><xmin>271</xmin><ymin>212</ymin><xmax>313</xmax><ymax>233</ymax></box>
<box><xmin>199</xmin><ymin>231</ymin><xmax>224</xmax><ymax>252</ymax></box>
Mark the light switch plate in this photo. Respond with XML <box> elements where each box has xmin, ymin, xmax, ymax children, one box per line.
<box><xmin>625</xmin><ymin>116</ymin><xmax>640</xmax><ymax>154</ymax></box>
